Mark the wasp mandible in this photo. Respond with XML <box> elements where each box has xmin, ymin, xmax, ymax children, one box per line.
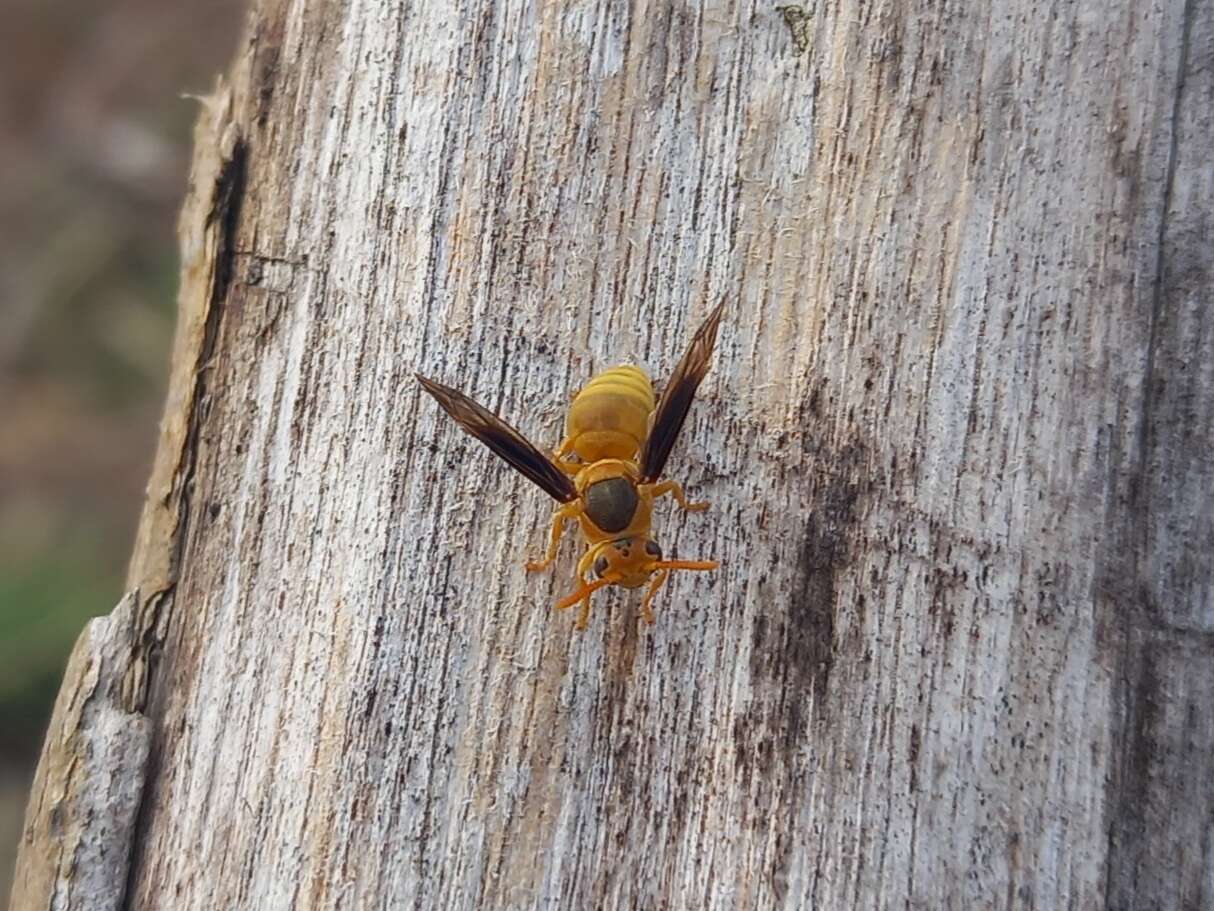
<box><xmin>417</xmin><ymin>304</ymin><xmax>724</xmax><ymax>630</ymax></box>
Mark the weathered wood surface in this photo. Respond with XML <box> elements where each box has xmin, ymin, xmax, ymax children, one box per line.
<box><xmin>9</xmin><ymin>594</ymin><xmax>150</xmax><ymax>911</ymax></box>
<box><xmin>14</xmin><ymin>0</ymin><xmax>1213</xmax><ymax>908</ymax></box>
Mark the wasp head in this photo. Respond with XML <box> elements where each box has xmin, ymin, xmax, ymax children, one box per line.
<box><xmin>591</xmin><ymin>537</ymin><xmax>663</xmax><ymax>588</ymax></box>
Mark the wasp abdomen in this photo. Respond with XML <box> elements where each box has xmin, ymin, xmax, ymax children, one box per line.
<box><xmin>564</xmin><ymin>365</ymin><xmax>654</xmax><ymax>462</ymax></box>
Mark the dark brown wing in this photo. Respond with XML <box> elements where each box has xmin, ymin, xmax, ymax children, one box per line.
<box><xmin>416</xmin><ymin>374</ymin><xmax>577</xmax><ymax>503</ymax></box>
<box><xmin>641</xmin><ymin>303</ymin><xmax>725</xmax><ymax>482</ymax></box>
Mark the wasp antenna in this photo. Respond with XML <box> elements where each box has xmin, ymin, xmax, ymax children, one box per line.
<box><xmin>555</xmin><ymin>578</ymin><xmax>613</xmax><ymax>612</ymax></box>
<box><xmin>652</xmin><ymin>559</ymin><xmax>719</xmax><ymax>572</ymax></box>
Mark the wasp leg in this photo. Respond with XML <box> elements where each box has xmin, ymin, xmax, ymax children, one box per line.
<box><xmin>525</xmin><ymin>501</ymin><xmax>581</xmax><ymax>572</ymax></box>
<box><xmin>639</xmin><ymin>570</ymin><xmax>670</xmax><ymax>625</ymax></box>
<box><xmin>648</xmin><ymin>479</ymin><xmax>710</xmax><ymax>512</ymax></box>
<box><xmin>552</xmin><ymin>436</ymin><xmax>582</xmax><ymax>475</ymax></box>
<box><xmin>555</xmin><ymin>575</ymin><xmax>612</xmax><ymax>631</ymax></box>
<box><xmin>575</xmin><ymin>547</ymin><xmax>597</xmax><ymax>579</ymax></box>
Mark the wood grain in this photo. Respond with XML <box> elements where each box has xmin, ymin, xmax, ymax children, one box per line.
<box><xmin>10</xmin><ymin>594</ymin><xmax>150</xmax><ymax>910</ymax></box>
<box><xmin>14</xmin><ymin>0</ymin><xmax>1212</xmax><ymax>908</ymax></box>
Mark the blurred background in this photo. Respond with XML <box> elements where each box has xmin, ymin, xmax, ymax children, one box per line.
<box><xmin>0</xmin><ymin>0</ymin><xmax>242</xmax><ymax>892</ymax></box>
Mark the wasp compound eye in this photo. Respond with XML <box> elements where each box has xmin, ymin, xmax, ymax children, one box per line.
<box><xmin>645</xmin><ymin>540</ymin><xmax>662</xmax><ymax>560</ymax></box>
<box><xmin>594</xmin><ymin>555</ymin><xmax>610</xmax><ymax>578</ymax></box>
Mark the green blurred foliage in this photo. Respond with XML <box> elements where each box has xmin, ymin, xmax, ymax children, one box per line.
<box><xmin>0</xmin><ymin>535</ymin><xmax>120</xmax><ymax>759</ymax></box>
<box><xmin>0</xmin><ymin>0</ymin><xmax>244</xmax><ymax>891</ymax></box>
<box><xmin>0</xmin><ymin>0</ymin><xmax>241</xmax><ymax>754</ymax></box>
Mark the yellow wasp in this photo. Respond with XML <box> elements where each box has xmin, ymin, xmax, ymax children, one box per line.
<box><xmin>417</xmin><ymin>304</ymin><xmax>724</xmax><ymax>629</ymax></box>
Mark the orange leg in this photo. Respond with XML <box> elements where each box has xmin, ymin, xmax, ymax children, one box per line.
<box><xmin>644</xmin><ymin>559</ymin><xmax>719</xmax><ymax>624</ymax></box>
<box><xmin>649</xmin><ymin>479</ymin><xmax>710</xmax><ymax>512</ymax></box>
<box><xmin>525</xmin><ymin>502</ymin><xmax>581</xmax><ymax>572</ymax></box>
<box><xmin>639</xmin><ymin>571</ymin><xmax>670</xmax><ymax>625</ymax></box>
<box><xmin>640</xmin><ymin>560</ymin><xmax>720</xmax><ymax>623</ymax></box>
<box><xmin>555</xmin><ymin>577</ymin><xmax>613</xmax><ymax>630</ymax></box>
<box><xmin>552</xmin><ymin>436</ymin><xmax>582</xmax><ymax>475</ymax></box>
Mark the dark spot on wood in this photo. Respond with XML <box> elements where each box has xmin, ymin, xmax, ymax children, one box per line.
<box><xmin>784</xmin><ymin>440</ymin><xmax>867</xmax><ymax>714</ymax></box>
<box><xmin>1105</xmin><ymin>632</ymin><xmax>1159</xmax><ymax>898</ymax></box>
<box><xmin>207</xmin><ymin>138</ymin><xmax>248</xmax><ymax>307</ymax></box>
<box><xmin>361</xmin><ymin>687</ymin><xmax>379</xmax><ymax>725</ymax></box>
<box><xmin>739</xmin><ymin>433</ymin><xmax>871</xmax><ymax>767</ymax></box>
<box><xmin>612</xmin><ymin>733</ymin><xmax>635</xmax><ymax>802</ymax></box>
<box><xmin>1099</xmin><ymin>630</ymin><xmax>1214</xmax><ymax>907</ymax></box>
<box><xmin>735</xmin><ymin>425</ymin><xmax>872</xmax><ymax>899</ymax></box>
<box><xmin>249</xmin><ymin>12</ymin><xmax>285</xmax><ymax>129</ymax></box>
<box><xmin>255</xmin><ymin>54</ymin><xmax>279</xmax><ymax>129</ymax></box>
<box><xmin>929</xmin><ymin>565</ymin><xmax>958</xmax><ymax>640</ymax></box>
<box><xmin>776</xmin><ymin>6</ymin><xmax>813</xmax><ymax>56</ymax></box>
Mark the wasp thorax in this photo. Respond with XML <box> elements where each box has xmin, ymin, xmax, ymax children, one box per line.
<box><xmin>583</xmin><ymin>476</ymin><xmax>639</xmax><ymax>534</ymax></box>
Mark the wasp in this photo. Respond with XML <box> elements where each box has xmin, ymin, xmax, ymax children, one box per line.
<box><xmin>416</xmin><ymin>304</ymin><xmax>724</xmax><ymax>630</ymax></box>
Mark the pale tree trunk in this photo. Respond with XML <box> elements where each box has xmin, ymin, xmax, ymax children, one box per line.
<box><xmin>11</xmin><ymin>0</ymin><xmax>1213</xmax><ymax>908</ymax></box>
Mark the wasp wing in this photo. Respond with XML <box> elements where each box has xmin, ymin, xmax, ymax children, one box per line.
<box><xmin>640</xmin><ymin>303</ymin><xmax>725</xmax><ymax>482</ymax></box>
<box><xmin>416</xmin><ymin>374</ymin><xmax>577</xmax><ymax>503</ymax></box>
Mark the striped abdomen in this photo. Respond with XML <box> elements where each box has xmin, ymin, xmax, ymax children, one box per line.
<box><xmin>563</xmin><ymin>365</ymin><xmax>655</xmax><ymax>462</ymax></box>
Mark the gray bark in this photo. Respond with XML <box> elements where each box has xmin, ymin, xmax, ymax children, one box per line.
<box><xmin>9</xmin><ymin>594</ymin><xmax>150</xmax><ymax>910</ymax></box>
<box><xmin>12</xmin><ymin>0</ymin><xmax>1213</xmax><ymax>908</ymax></box>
